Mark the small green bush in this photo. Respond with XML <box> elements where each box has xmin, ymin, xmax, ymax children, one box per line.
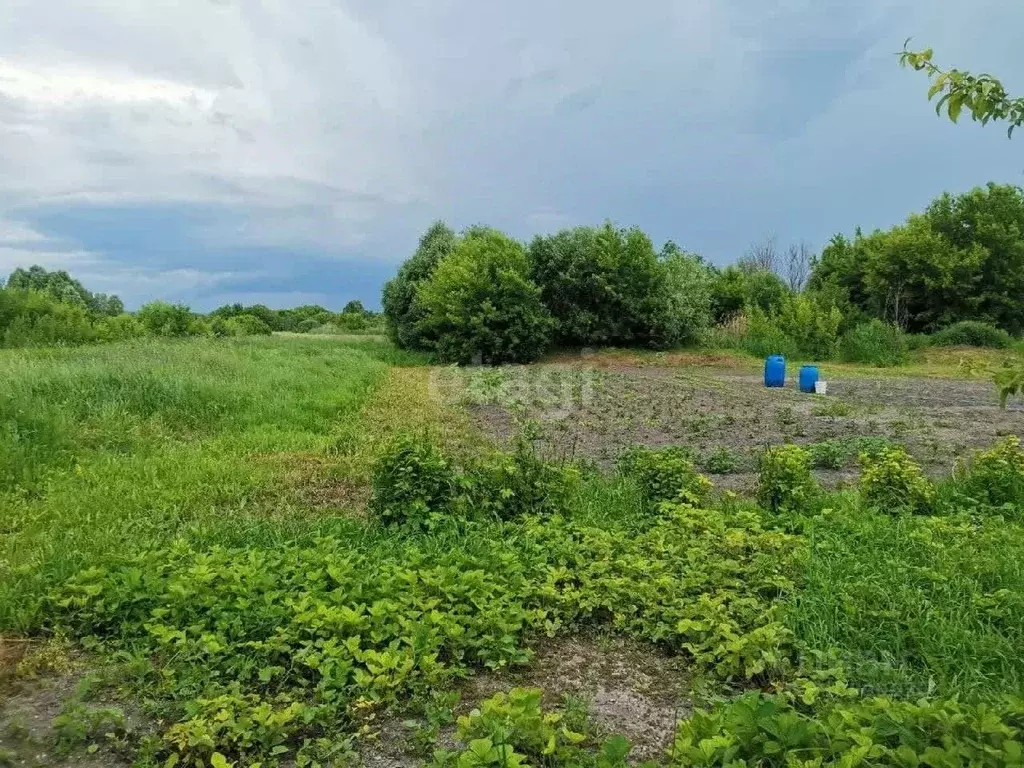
<box><xmin>954</xmin><ymin>435</ymin><xmax>1024</xmax><ymax>513</ymax></box>
<box><xmin>224</xmin><ymin>313</ymin><xmax>273</xmax><ymax>336</ymax></box>
<box><xmin>471</xmin><ymin>435</ymin><xmax>573</xmax><ymax>520</ymax></box>
<box><xmin>369</xmin><ymin>433</ymin><xmax>458</xmax><ymax>527</ymax></box>
<box><xmin>704</xmin><ymin>446</ymin><xmax>740</xmax><ymax>474</ymax></box>
<box><xmin>840</xmin><ymin>320</ymin><xmax>909</xmax><ymax>366</ymax></box>
<box><xmin>931</xmin><ymin>320</ymin><xmax>1013</xmax><ymax>349</ymax></box>
<box><xmin>859</xmin><ymin>446</ymin><xmax>934</xmax><ymax>515</ymax></box>
<box><xmin>757</xmin><ymin>444</ymin><xmax>819</xmax><ymax>513</ymax></box>
<box><xmin>431</xmin><ymin>687</ymin><xmax>632</xmax><ymax>768</ymax></box>
<box><xmin>93</xmin><ymin>313</ymin><xmax>145</xmax><ymax>342</ymax></box>
<box><xmin>618</xmin><ymin>445</ymin><xmax>712</xmax><ymax>509</ymax></box>
<box><xmin>0</xmin><ymin>289</ymin><xmax>97</xmax><ymax>347</ymax></box>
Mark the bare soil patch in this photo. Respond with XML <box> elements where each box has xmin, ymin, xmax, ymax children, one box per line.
<box><xmin>459</xmin><ymin>362</ymin><xmax>1024</xmax><ymax>486</ymax></box>
<box><xmin>359</xmin><ymin>636</ymin><xmax>689</xmax><ymax>767</ymax></box>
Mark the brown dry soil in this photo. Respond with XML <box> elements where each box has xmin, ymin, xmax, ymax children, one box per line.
<box><xmin>0</xmin><ymin>661</ymin><xmax>137</xmax><ymax>768</ymax></box>
<box><xmin>458</xmin><ymin>361</ymin><xmax>1024</xmax><ymax>492</ymax></box>
<box><xmin>360</xmin><ymin>636</ymin><xmax>690</xmax><ymax>767</ymax></box>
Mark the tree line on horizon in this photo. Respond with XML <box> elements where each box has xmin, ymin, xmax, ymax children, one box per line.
<box><xmin>0</xmin><ymin>266</ymin><xmax>380</xmax><ymax>348</ymax></box>
<box><xmin>2</xmin><ymin>182</ymin><xmax>1023</xmax><ymax>362</ymax></box>
<box><xmin>382</xmin><ymin>182</ymin><xmax>1024</xmax><ymax>366</ymax></box>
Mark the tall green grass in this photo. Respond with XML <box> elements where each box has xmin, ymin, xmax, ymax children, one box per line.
<box><xmin>788</xmin><ymin>497</ymin><xmax>1024</xmax><ymax>699</ymax></box>
<box><xmin>0</xmin><ymin>336</ymin><xmax>398</xmax><ymax>631</ymax></box>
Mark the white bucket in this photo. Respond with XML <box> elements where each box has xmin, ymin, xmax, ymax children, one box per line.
<box><xmin>814</xmin><ymin>381</ymin><xmax>828</xmax><ymax>395</ymax></box>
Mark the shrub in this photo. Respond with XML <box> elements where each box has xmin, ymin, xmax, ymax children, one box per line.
<box><xmin>369</xmin><ymin>433</ymin><xmax>458</xmax><ymax>528</ymax></box>
<box><xmin>931</xmin><ymin>320</ymin><xmax>1013</xmax><ymax>348</ymax></box>
<box><xmin>471</xmin><ymin>434</ymin><xmax>573</xmax><ymax>520</ymax></box>
<box><xmin>528</xmin><ymin>223</ymin><xmax>673</xmax><ymax>348</ymax></box>
<box><xmin>382</xmin><ymin>221</ymin><xmax>458</xmax><ymax>350</ymax></box>
<box><xmin>757</xmin><ymin>444</ymin><xmax>819</xmax><ymax>513</ymax></box>
<box><xmin>742</xmin><ymin>309</ymin><xmax>798</xmax><ymax>359</ymax></box>
<box><xmin>0</xmin><ymin>289</ymin><xmax>97</xmax><ymax>347</ymax></box>
<box><xmin>859</xmin><ymin>446</ymin><xmax>934</xmax><ymax>515</ymax></box>
<box><xmin>417</xmin><ymin>229</ymin><xmax>553</xmax><ymax>364</ymax></box>
<box><xmin>840</xmin><ymin>320</ymin><xmax>910</xmax><ymax>366</ymax></box>
<box><xmin>222</xmin><ymin>313</ymin><xmax>272</xmax><ymax>336</ymax></box>
<box><xmin>704</xmin><ymin>446</ymin><xmax>740</xmax><ymax>474</ymax></box>
<box><xmin>618</xmin><ymin>445</ymin><xmax>712</xmax><ymax>509</ymax></box>
<box><xmin>954</xmin><ymin>436</ymin><xmax>1024</xmax><ymax>512</ymax></box>
<box><xmin>93</xmin><ymin>313</ymin><xmax>145</xmax><ymax>342</ymax></box>
<box><xmin>137</xmin><ymin>301</ymin><xmax>195</xmax><ymax>337</ymax></box>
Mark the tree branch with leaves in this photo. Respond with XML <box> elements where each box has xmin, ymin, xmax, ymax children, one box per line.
<box><xmin>899</xmin><ymin>42</ymin><xmax>1024</xmax><ymax>136</ymax></box>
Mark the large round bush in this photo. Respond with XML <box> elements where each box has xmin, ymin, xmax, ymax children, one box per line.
<box><xmin>417</xmin><ymin>230</ymin><xmax>553</xmax><ymax>364</ymax></box>
<box><xmin>931</xmin><ymin>321</ymin><xmax>1012</xmax><ymax>349</ymax></box>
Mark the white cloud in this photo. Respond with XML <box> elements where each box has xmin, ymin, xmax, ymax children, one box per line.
<box><xmin>1</xmin><ymin>0</ymin><xmax>1024</xmax><ymax>305</ymax></box>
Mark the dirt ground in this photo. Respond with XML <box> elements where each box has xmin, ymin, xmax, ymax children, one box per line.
<box><xmin>360</xmin><ymin>635</ymin><xmax>690</xmax><ymax>767</ymax></box>
<box><xmin>456</xmin><ymin>360</ymin><xmax>1024</xmax><ymax>492</ymax></box>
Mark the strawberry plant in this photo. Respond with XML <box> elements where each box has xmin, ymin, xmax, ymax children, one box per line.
<box><xmin>859</xmin><ymin>446</ymin><xmax>935</xmax><ymax>515</ymax></box>
<box><xmin>756</xmin><ymin>444</ymin><xmax>819</xmax><ymax>514</ymax></box>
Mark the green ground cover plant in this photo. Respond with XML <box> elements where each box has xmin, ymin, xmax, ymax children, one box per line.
<box><xmin>4</xmin><ymin>336</ymin><xmax>1024</xmax><ymax>768</ymax></box>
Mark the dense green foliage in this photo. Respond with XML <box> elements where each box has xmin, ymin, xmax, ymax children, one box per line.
<box><xmin>527</xmin><ymin>224</ymin><xmax>711</xmax><ymax>348</ymax></box>
<box><xmin>840</xmin><ymin>319</ymin><xmax>910</xmax><ymax>366</ymax></box>
<box><xmin>709</xmin><ymin>265</ymin><xmax>788</xmax><ymax>324</ymax></box>
<box><xmin>859</xmin><ymin>446</ymin><xmax>936</xmax><ymax>515</ymax></box>
<box><xmin>756</xmin><ymin>444</ymin><xmax>820</xmax><ymax>514</ymax></box>
<box><xmin>5</xmin><ymin>265</ymin><xmax>123</xmax><ymax>316</ymax></box>
<box><xmin>382</xmin><ymin>221</ymin><xmax>458</xmax><ymax>349</ymax></box>
<box><xmin>811</xmin><ymin>184</ymin><xmax>1024</xmax><ymax>335</ymax></box>
<box><xmin>618</xmin><ymin>445</ymin><xmax>712</xmax><ymax>510</ymax></box>
<box><xmin>931</xmin><ymin>320</ymin><xmax>1013</xmax><ymax>349</ymax></box>
<box><xmin>670</xmin><ymin>691</ymin><xmax>1024</xmax><ymax>767</ymax></box>
<box><xmin>417</xmin><ymin>229</ymin><xmax>553</xmax><ymax>364</ymax></box>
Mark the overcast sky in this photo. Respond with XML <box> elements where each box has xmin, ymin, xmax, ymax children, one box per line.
<box><xmin>1</xmin><ymin>0</ymin><xmax>1022</xmax><ymax>310</ymax></box>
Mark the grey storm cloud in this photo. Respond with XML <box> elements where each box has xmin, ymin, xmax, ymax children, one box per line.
<box><xmin>0</xmin><ymin>0</ymin><xmax>1022</xmax><ymax>308</ymax></box>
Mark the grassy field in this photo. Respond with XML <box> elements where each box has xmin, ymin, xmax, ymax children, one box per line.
<box><xmin>2</xmin><ymin>336</ymin><xmax>1024</xmax><ymax>767</ymax></box>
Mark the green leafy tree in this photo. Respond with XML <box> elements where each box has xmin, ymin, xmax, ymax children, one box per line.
<box><xmin>5</xmin><ymin>265</ymin><xmax>123</xmax><ymax>316</ymax></box>
<box><xmin>808</xmin><ymin>188</ymin><xmax>1024</xmax><ymax>334</ymax></box>
<box><xmin>658</xmin><ymin>242</ymin><xmax>716</xmax><ymax>346</ymax></box>
<box><xmin>342</xmin><ymin>299</ymin><xmax>366</xmax><ymax>315</ymax></box>
<box><xmin>416</xmin><ymin>229</ymin><xmax>553</xmax><ymax>364</ymax></box>
<box><xmin>901</xmin><ymin>49</ymin><xmax>1024</xmax><ymax>403</ymax></box>
<box><xmin>710</xmin><ymin>264</ymin><xmax>789</xmax><ymax>323</ymax></box>
<box><xmin>382</xmin><ymin>221</ymin><xmax>458</xmax><ymax>349</ymax></box>
<box><xmin>527</xmin><ymin>222</ymin><xmax>673</xmax><ymax>347</ymax></box>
